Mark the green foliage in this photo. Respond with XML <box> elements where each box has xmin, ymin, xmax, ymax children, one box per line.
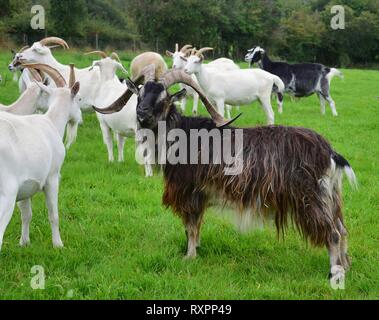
<box><xmin>0</xmin><ymin>0</ymin><xmax>379</xmax><ymax>65</ymax></box>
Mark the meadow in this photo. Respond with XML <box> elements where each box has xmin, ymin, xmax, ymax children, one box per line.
<box><xmin>0</xmin><ymin>50</ymin><xmax>378</xmax><ymax>300</ymax></box>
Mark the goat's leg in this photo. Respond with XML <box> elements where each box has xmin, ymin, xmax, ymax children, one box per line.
<box><xmin>184</xmin><ymin>212</ymin><xmax>204</xmax><ymax>259</ymax></box>
<box><xmin>100</xmin><ymin>122</ymin><xmax>114</xmax><ymax>162</ymax></box>
<box><xmin>192</xmin><ymin>93</ymin><xmax>199</xmax><ymax>115</ymax></box>
<box><xmin>258</xmin><ymin>96</ymin><xmax>275</xmax><ymax>125</ymax></box>
<box><xmin>180</xmin><ymin>96</ymin><xmax>187</xmax><ymax>113</ymax></box>
<box><xmin>277</xmin><ymin>92</ymin><xmax>284</xmax><ymax>114</ymax></box>
<box><xmin>44</xmin><ymin>175</ymin><xmax>63</xmax><ymax>248</ymax></box>
<box><xmin>0</xmin><ymin>194</ymin><xmax>17</xmax><ymax>251</ymax></box>
<box><xmin>318</xmin><ymin>92</ymin><xmax>326</xmax><ymax>115</ymax></box>
<box><xmin>327</xmin><ymin>230</ymin><xmax>345</xmax><ymax>287</ymax></box>
<box><xmin>320</xmin><ymin>78</ymin><xmax>338</xmax><ymax>116</ymax></box>
<box><xmin>337</xmin><ymin>218</ymin><xmax>351</xmax><ymax>270</ymax></box>
<box><xmin>117</xmin><ymin>134</ymin><xmax>126</xmax><ymax>163</ymax></box>
<box><xmin>215</xmin><ymin>99</ymin><xmax>226</xmax><ymax>118</ymax></box>
<box><xmin>225</xmin><ymin>105</ymin><xmax>232</xmax><ymax>120</ymax></box>
<box><xmin>18</xmin><ymin>198</ymin><xmax>33</xmax><ymax>246</ymax></box>
<box><xmin>325</xmin><ymin>95</ymin><xmax>338</xmax><ymax>117</ymax></box>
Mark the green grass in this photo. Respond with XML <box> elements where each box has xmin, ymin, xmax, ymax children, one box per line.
<box><xmin>0</xmin><ymin>50</ymin><xmax>378</xmax><ymax>300</ymax></box>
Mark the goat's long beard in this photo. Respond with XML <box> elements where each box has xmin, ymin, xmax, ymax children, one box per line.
<box><xmin>65</xmin><ymin>120</ymin><xmax>80</xmax><ymax>149</ymax></box>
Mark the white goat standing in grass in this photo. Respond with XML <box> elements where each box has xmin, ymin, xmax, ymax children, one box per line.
<box><xmin>90</xmin><ymin>52</ymin><xmax>154</xmax><ymax>177</ymax></box>
<box><xmin>184</xmin><ymin>48</ymin><xmax>285</xmax><ymax>124</ymax></box>
<box><xmin>9</xmin><ymin>37</ymin><xmax>101</xmax><ymax>112</ymax></box>
<box><xmin>166</xmin><ymin>45</ymin><xmax>240</xmax><ymax>118</ymax></box>
<box><xmin>0</xmin><ymin>64</ymin><xmax>82</xmax><ymax>251</ymax></box>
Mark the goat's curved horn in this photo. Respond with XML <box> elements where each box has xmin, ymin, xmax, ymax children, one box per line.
<box><xmin>180</xmin><ymin>44</ymin><xmax>193</xmax><ymax>55</ymax></box>
<box><xmin>40</xmin><ymin>37</ymin><xmax>69</xmax><ymax>49</ymax></box>
<box><xmin>22</xmin><ymin>63</ymin><xmax>67</xmax><ymax>88</ymax></box>
<box><xmin>93</xmin><ymin>64</ymin><xmax>156</xmax><ymax>115</ymax></box>
<box><xmin>196</xmin><ymin>47</ymin><xmax>213</xmax><ymax>57</ymax></box>
<box><xmin>69</xmin><ymin>64</ymin><xmax>76</xmax><ymax>88</ymax></box>
<box><xmin>19</xmin><ymin>45</ymin><xmax>30</xmax><ymax>53</ymax></box>
<box><xmin>110</xmin><ymin>52</ymin><xmax>121</xmax><ymax>63</ymax></box>
<box><xmin>28</xmin><ymin>68</ymin><xmax>43</xmax><ymax>82</ymax></box>
<box><xmin>159</xmin><ymin>70</ymin><xmax>238</xmax><ymax>127</ymax></box>
<box><xmin>85</xmin><ymin>51</ymin><xmax>108</xmax><ymax>59</ymax></box>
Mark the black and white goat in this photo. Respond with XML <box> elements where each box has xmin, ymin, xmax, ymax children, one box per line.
<box><xmin>95</xmin><ymin>66</ymin><xmax>356</xmax><ymax>286</ymax></box>
<box><xmin>245</xmin><ymin>46</ymin><xmax>343</xmax><ymax>116</ymax></box>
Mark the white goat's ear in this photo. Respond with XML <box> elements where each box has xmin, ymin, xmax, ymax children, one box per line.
<box><xmin>89</xmin><ymin>61</ymin><xmax>100</xmax><ymax>71</ymax></box>
<box><xmin>125</xmin><ymin>79</ymin><xmax>139</xmax><ymax>95</ymax></box>
<box><xmin>116</xmin><ymin>62</ymin><xmax>129</xmax><ymax>75</ymax></box>
<box><xmin>34</xmin><ymin>80</ymin><xmax>52</xmax><ymax>95</ymax></box>
<box><xmin>166</xmin><ymin>51</ymin><xmax>174</xmax><ymax>57</ymax></box>
<box><xmin>170</xmin><ymin>89</ymin><xmax>187</xmax><ymax>104</ymax></box>
<box><xmin>71</xmin><ymin>82</ymin><xmax>80</xmax><ymax>97</ymax></box>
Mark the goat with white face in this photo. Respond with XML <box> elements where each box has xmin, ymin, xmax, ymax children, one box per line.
<box><xmin>9</xmin><ymin>37</ymin><xmax>101</xmax><ymax>112</ymax></box>
<box><xmin>90</xmin><ymin>52</ymin><xmax>153</xmax><ymax>176</ymax></box>
<box><xmin>0</xmin><ymin>64</ymin><xmax>82</xmax><ymax>251</ymax></box>
<box><xmin>166</xmin><ymin>44</ymin><xmax>199</xmax><ymax>114</ymax></box>
<box><xmin>245</xmin><ymin>46</ymin><xmax>343</xmax><ymax>115</ymax></box>
<box><xmin>184</xmin><ymin>48</ymin><xmax>284</xmax><ymax>125</ymax></box>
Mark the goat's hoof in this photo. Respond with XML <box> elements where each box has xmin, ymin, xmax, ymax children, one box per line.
<box><xmin>183</xmin><ymin>254</ymin><xmax>196</xmax><ymax>260</ymax></box>
<box><xmin>53</xmin><ymin>240</ymin><xmax>64</xmax><ymax>248</ymax></box>
<box><xmin>19</xmin><ymin>239</ymin><xmax>31</xmax><ymax>247</ymax></box>
<box><xmin>329</xmin><ymin>265</ymin><xmax>345</xmax><ymax>288</ymax></box>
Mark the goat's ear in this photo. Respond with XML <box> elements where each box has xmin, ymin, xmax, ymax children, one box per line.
<box><xmin>34</xmin><ymin>80</ymin><xmax>53</xmax><ymax>95</ymax></box>
<box><xmin>71</xmin><ymin>82</ymin><xmax>80</xmax><ymax>97</ymax></box>
<box><xmin>125</xmin><ymin>78</ymin><xmax>139</xmax><ymax>95</ymax></box>
<box><xmin>166</xmin><ymin>50</ymin><xmax>174</xmax><ymax>57</ymax></box>
<box><xmin>170</xmin><ymin>88</ymin><xmax>187</xmax><ymax>104</ymax></box>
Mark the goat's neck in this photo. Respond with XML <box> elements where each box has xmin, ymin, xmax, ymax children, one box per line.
<box><xmin>194</xmin><ymin>65</ymin><xmax>211</xmax><ymax>93</ymax></box>
<box><xmin>260</xmin><ymin>54</ymin><xmax>272</xmax><ymax>70</ymax></box>
<box><xmin>42</xmin><ymin>55</ymin><xmax>66</xmax><ymax>73</ymax></box>
<box><xmin>46</xmin><ymin>97</ymin><xmax>70</xmax><ymax>139</ymax></box>
<box><xmin>5</xmin><ymin>85</ymin><xmax>40</xmax><ymax>113</ymax></box>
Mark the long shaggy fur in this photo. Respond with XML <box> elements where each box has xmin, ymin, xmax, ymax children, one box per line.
<box><xmin>162</xmin><ymin>107</ymin><xmax>349</xmax><ymax>247</ymax></box>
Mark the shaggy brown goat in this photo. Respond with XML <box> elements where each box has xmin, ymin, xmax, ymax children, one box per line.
<box><xmin>94</xmin><ymin>67</ymin><xmax>357</xmax><ymax>285</ymax></box>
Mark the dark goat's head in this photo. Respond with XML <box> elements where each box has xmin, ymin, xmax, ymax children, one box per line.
<box><xmin>245</xmin><ymin>46</ymin><xmax>265</xmax><ymax>65</ymax></box>
<box><xmin>93</xmin><ymin>65</ymin><xmax>236</xmax><ymax>129</ymax></box>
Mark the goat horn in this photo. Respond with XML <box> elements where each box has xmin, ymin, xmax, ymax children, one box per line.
<box><xmin>19</xmin><ymin>45</ymin><xmax>30</xmax><ymax>53</ymax></box>
<box><xmin>93</xmin><ymin>64</ymin><xmax>156</xmax><ymax>115</ymax></box>
<box><xmin>69</xmin><ymin>64</ymin><xmax>76</xmax><ymax>88</ymax></box>
<box><xmin>28</xmin><ymin>68</ymin><xmax>43</xmax><ymax>82</ymax></box>
<box><xmin>110</xmin><ymin>52</ymin><xmax>121</xmax><ymax>63</ymax></box>
<box><xmin>85</xmin><ymin>51</ymin><xmax>108</xmax><ymax>59</ymax></box>
<box><xmin>22</xmin><ymin>63</ymin><xmax>67</xmax><ymax>88</ymax></box>
<box><xmin>175</xmin><ymin>43</ymin><xmax>179</xmax><ymax>52</ymax></box>
<box><xmin>180</xmin><ymin>44</ymin><xmax>193</xmax><ymax>55</ymax></box>
<box><xmin>196</xmin><ymin>47</ymin><xmax>213</xmax><ymax>57</ymax></box>
<box><xmin>40</xmin><ymin>37</ymin><xmax>69</xmax><ymax>49</ymax></box>
<box><xmin>159</xmin><ymin>70</ymin><xmax>237</xmax><ymax>127</ymax></box>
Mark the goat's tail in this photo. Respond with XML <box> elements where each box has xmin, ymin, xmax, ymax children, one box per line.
<box><xmin>332</xmin><ymin>152</ymin><xmax>358</xmax><ymax>189</ymax></box>
<box><xmin>272</xmin><ymin>75</ymin><xmax>285</xmax><ymax>93</ymax></box>
<box><xmin>327</xmin><ymin>68</ymin><xmax>344</xmax><ymax>83</ymax></box>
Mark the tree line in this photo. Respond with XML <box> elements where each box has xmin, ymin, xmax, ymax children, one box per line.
<box><xmin>1</xmin><ymin>0</ymin><xmax>378</xmax><ymax>66</ymax></box>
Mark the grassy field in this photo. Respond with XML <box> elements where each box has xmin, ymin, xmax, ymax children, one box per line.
<box><xmin>0</xmin><ymin>50</ymin><xmax>378</xmax><ymax>300</ymax></box>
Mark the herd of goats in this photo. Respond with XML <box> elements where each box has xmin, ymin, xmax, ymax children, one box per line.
<box><xmin>0</xmin><ymin>37</ymin><xmax>357</xmax><ymax>287</ymax></box>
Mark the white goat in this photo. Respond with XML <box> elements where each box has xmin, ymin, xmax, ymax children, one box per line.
<box><xmin>9</xmin><ymin>37</ymin><xmax>101</xmax><ymax>112</ymax></box>
<box><xmin>90</xmin><ymin>53</ymin><xmax>153</xmax><ymax>177</ymax></box>
<box><xmin>184</xmin><ymin>48</ymin><xmax>285</xmax><ymax>124</ymax></box>
<box><xmin>0</xmin><ymin>64</ymin><xmax>82</xmax><ymax>251</ymax></box>
<box><xmin>167</xmin><ymin>45</ymin><xmax>240</xmax><ymax>117</ymax></box>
